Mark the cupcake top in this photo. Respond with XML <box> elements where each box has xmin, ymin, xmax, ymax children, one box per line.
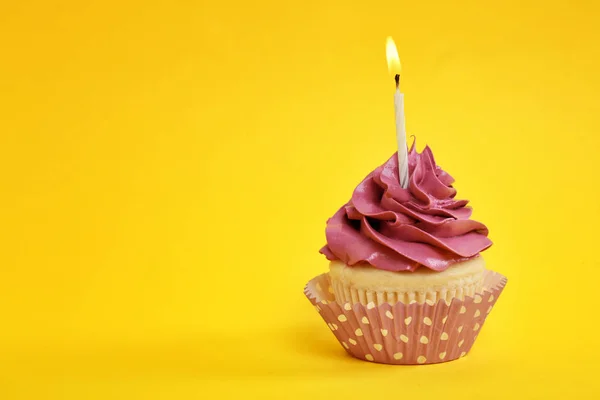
<box><xmin>320</xmin><ymin>142</ymin><xmax>492</xmax><ymax>272</ymax></box>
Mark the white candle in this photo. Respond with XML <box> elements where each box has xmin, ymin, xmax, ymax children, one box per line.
<box><xmin>386</xmin><ymin>37</ymin><xmax>409</xmax><ymax>188</ymax></box>
<box><xmin>394</xmin><ymin>79</ymin><xmax>409</xmax><ymax>188</ymax></box>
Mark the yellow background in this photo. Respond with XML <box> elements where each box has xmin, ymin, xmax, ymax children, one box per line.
<box><xmin>1</xmin><ymin>0</ymin><xmax>599</xmax><ymax>398</ymax></box>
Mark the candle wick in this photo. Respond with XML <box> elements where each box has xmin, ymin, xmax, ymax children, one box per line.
<box><xmin>395</xmin><ymin>74</ymin><xmax>400</xmax><ymax>89</ymax></box>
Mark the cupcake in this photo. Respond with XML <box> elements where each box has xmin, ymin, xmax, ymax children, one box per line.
<box><xmin>305</xmin><ymin>142</ymin><xmax>507</xmax><ymax>364</ymax></box>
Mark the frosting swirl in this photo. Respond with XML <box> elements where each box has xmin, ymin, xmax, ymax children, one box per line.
<box><xmin>320</xmin><ymin>143</ymin><xmax>492</xmax><ymax>272</ymax></box>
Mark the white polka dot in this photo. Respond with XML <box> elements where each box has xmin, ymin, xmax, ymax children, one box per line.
<box><xmin>365</xmin><ymin>354</ymin><xmax>374</xmax><ymax>361</ymax></box>
<box><xmin>400</xmin><ymin>334</ymin><xmax>409</xmax><ymax>343</ymax></box>
<box><xmin>423</xmin><ymin>317</ymin><xmax>432</xmax><ymax>326</ymax></box>
<box><xmin>321</xmin><ymin>300</ymin><xmax>328</xmax><ymax>305</ymax></box>
<box><xmin>458</xmin><ymin>339</ymin><xmax>464</xmax><ymax>347</ymax></box>
<box><xmin>327</xmin><ymin>323</ymin><xmax>334</xmax><ymax>330</ymax></box>
<box><xmin>385</xmin><ymin>310</ymin><xmax>394</xmax><ymax>319</ymax></box>
<box><xmin>487</xmin><ymin>305</ymin><xmax>493</xmax><ymax>314</ymax></box>
<box><xmin>426</xmin><ymin>299</ymin><xmax>435</xmax><ymax>306</ymax></box>
<box><xmin>441</xmin><ymin>332</ymin><xmax>449</xmax><ymax>340</ymax></box>
<box><xmin>380</xmin><ymin>329</ymin><xmax>388</xmax><ymax>337</ymax></box>
<box><xmin>460</xmin><ymin>306</ymin><xmax>466</xmax><ymax>314</ymax></box>
<box><xmin>417</xmin><ymin>356</ymin><xmax>427</xmax><ymax>364</ymax></box>
<box><xmin>367</xmin><ymin>302</ymin><xmax>376</xmax><ymax>309</ymax></box>
<box><xmin>439</xmin><ymin>351</ymin><xmax>446</xmax><ymax>360</ymax></box>
<box><xmin>460</xmin><ymin>351</ymin><xmax>466</xmax><ymax>357</ymax></box>
<box><xmin>457</xmin><ymin>325</ymin><xmax>463</xmax><ymax>333</ymax></box>
<box><xmin>344</xmin><ymin>303</ymin><xmax>352</xmax><ymax>311</ymax></box>
<box><xmin>393</xmin><ymin>352</ymin><xmax>403</xmax><ymax>360</ymax></box>
<box><xmin>349</xmin><ymin>338</ymin><xmax>357</xmax><ymax>345</ymax></box>
<box><xmin>374</xmin><ymin>344</ymin><xmax>383</xmax><ymax>351</ymax></box>
<box><xmin>442</xmin><ymin>316</ymin><xmax>448</xmax><ymax>324</ymax></box>
<box><xmin>473</xmin><ymin>323</ymin><xmax>480</xmax><ymax>331</ymax></box>
<box><xmin>337</xmin><ymin>314</ymin><xmax>347</xmax><ymax>322</ymax></box>
<box><xmin>355</xmin><ymin>328</ymin><xmax>363</xmax><ymax>336</ymax></box>
<box><xmin>342</xmin><ymin>342</ymin><xmax>349</xmax><ymax>349</ymax></box>
<box><xmin>474</xmin><ymin>309</ymin><xmax>481</xmax><ymax>318</ymax></box>
<box><xmin>404</xmin><ymin>316</ymin><xmax>412</xmax><ymax>325</ymax></box>
<box><xmin>474</xmin><ymin>295</ymin><xmax>482</xmax><ymax>304</ymax></box>
<box><xmin>420</xmin><ymin>336</ymin><xmax>429</xmax><ymax>344</ymax></box>
<box><xmin>361</xmin><ymin>316</ymin><xmax>369</xmax><ymax>324</ymax></box>
<box><xmin>489</xmin><ymin>294</ymin><xmax>495</xmax><ymax>302</ymax></box>
<box><xmin>331</xmin><ymin>323</ymin><xmax>338</xmax><ymax>330</ymax></box>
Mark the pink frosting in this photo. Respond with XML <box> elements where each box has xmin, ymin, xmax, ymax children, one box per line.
<box><xmin>320</xmin><ymin>142</ymin><xmax>492</xmax><ymax>272</ymax></box>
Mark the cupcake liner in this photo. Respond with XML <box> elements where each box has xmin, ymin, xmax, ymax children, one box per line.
<box><xmin>304</xmin><ymin>270</ymin><xmax>507</xmax><ymax>365</ymax></box>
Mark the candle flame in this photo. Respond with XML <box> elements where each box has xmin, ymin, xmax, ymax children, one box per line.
<box><xmin>386</xmin><ymin>36</ymin><xmax>401</xmax><ymax>75</ymax></box>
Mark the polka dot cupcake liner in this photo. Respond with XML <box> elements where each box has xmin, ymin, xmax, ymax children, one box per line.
<box><xmin>304</xmin><ymin>270</ymin><xmax>507</xmax><ymax>365</ymax></box>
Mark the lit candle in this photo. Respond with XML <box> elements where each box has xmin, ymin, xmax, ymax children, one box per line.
<box><xmin>386</xmin><ymin>37</ymin><xmax>409</xmax><ymax>188</ymax></box>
